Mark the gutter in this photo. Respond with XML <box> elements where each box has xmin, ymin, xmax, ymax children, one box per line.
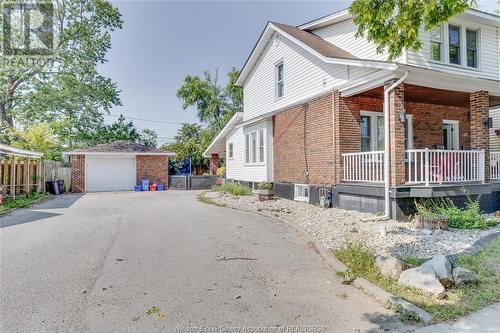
<box><xmin>383</xmin><ymin>72</ymin><xmax>408</xmax><ymax>219</ymax></box>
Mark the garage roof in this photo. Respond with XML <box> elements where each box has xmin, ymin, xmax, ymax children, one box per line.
<box><xmin>63</xmin><ymin>141</ymin><xmax>175</xmax><ymax>156</ymax></box>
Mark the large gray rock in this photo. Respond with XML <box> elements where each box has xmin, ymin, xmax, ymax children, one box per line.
<box><xmin>486</xmin><ymin>262</ymin><xmax>500</xmax><ymax>277</ymax></box>
<box><xmin>452</xmin><ymin>267</ymin><xmax>474</xmax><ymax>284</ymax></box>
<box><xmin>422</xmin><ymin>254</ymin><xmax>453</xmax><ymax>287</ymax></box>
<box><xmin>398</xmin><ymin>265</ymin><xmax>445</xmax><ymax>297</ymax></box>
<box><xmin>375</xmin><ymin>255</ymin><xmax>405</xmax><ymax>279</ymax></box>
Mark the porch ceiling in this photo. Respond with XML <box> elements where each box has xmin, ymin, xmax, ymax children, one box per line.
<box><xmin>359</xmin><ymin>84</ymin><xmax>500</xmax><ymax>108</ymax></box>
<box><xmin>359</xmin><ymin>84</ymin><xmax>472</xmax><ymax>107</ymax></box>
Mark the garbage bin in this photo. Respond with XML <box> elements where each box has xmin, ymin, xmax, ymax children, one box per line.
<box><xmin>57</xmin><ymin>179</ymin><xmax>64</xmax><ymax>193</ymax></box>
<box><xmin>45</xmin><ymin>180</ymin><xmax>60</xmax><ymax>195</ymax></box>
<box><xmin>141</xmin><ymin>179</ymin><xmax>149</xmax><ymax>191</ymax></box>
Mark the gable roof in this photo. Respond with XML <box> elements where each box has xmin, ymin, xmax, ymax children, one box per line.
<box><xmin>235</xmin><ymin>21</ymin><xmax>395</xmax><ymax>86</ymax></box>
<box><xmin>203</xmin><ymin>112</ymin><xmax>243</xmax><ymax>158</ymax></box>
<box><xmin>270</xmin><ymin>22</ymin><xmax>357</xmax><ymax>60</ymax></box>
<box><xmin>63</xmin><ymin>141</ymin><xmax>175</xmax><ymax>156</ymax></box>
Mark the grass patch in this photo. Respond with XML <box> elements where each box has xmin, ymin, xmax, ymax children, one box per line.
<box><xmin>0</xmin><ymin>192</ymin><xmax>48</xmax><ymax>214</ymax></box>
<box><xmin>403</xmin><ymin>257</ymin><xmax>427</xmax><ymax>267</ymax></box>
<box><xmin>334</xmin><ymin>241</ymin><xmax>500</xmax><ymax>322</ymax></box>
<box><xmin>211</xmin><ymin>183</ymin><xmax>252</xmax><ymax>196</ymax></box>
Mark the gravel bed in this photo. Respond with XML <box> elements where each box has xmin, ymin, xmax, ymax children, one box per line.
<box><xmin>205</xmin><ymin>192</ymin><xmax>500</xmax><ymax>259</ymax></box>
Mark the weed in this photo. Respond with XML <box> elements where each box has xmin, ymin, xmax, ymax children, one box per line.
<box><xmin>146</xmin><ymin>306</ymin><xmax>160</xmax><ymax>316</ymax></box>
<box><xmin>0</xmin><ymin>192</ymin><xmax>48</xmax><ymax>214</ymax></box>
<box><xmin>211</xmin><ymin>183</ymin><xmax>252</xmax><ymax>196</ymax></box>
<box><xmin>392</xmin><ymin>304</ymin><xmax>421</xmax><ymax>324</ymax></box>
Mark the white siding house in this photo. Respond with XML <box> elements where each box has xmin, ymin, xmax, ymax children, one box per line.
<box><xmin>491</xmin><ymin>108</ymin><xmax>500</xmax><ymax>151</ymax></box>
<box><xmin>204</xmin><ymin>8</ymin><xmax>500</xmax><ymax>190</ymax></box>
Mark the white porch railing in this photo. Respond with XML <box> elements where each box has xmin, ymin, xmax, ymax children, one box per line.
<box><xmin>492</xmin><ymin>152</ymin><xmax>500</xmax><ymax>180</ymax></box>
<box><xmin>342</xmin><ymin>151</ymin><xmax>384</xmax><ymax>182</ymax></box>
<box><xmin>406</xmin><ymin>149</ymin><xmax>484</xmax><ymax>185</ymax></box>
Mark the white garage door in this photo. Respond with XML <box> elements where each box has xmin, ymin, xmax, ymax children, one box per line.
<box><xmin>86</xmin><ymin>156</ymin><xmax>136</xmax><ymax>192</ymax></box>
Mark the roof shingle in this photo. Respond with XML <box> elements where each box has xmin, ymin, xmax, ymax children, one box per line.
<box><xmin>66</xmin><ymin>140</ymin><xmax>172</xmax><ymax>154</ymax></box>
<box><xmin>270</xmin><ymin>22</ymin><xmax>357</xmax><ymax>60</ymax></box>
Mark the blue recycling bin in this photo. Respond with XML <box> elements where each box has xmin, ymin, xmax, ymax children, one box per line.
<box><xmin>141</xmin><ymin>179</ymin><xmax>150</xmax><ymax>191</ymax></box>
<box><xmin>134</xmin><ymin>185</ymin><xmax>142</xmax><ymax>192</ymax></box>
<box><xmin>157</xmin><ymin>184</ymin><xmax>165</xmax><ymax>191</ymax></box>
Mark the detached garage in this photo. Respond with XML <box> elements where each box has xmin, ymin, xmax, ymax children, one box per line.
<box><xmin>64</xmin><ymin>141</ymin><xmax>175</xmax><ymax>192</ymax></box>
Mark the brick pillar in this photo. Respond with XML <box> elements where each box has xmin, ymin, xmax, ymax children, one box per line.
<box><xmin>470</xmin><ymin>91</ymin><xmax>490</xmax><ymax>181</ymax></box>
<box><xmin>210</xmin><ymin>153</ymin><xmax>219</xmax><ymax>175</ymax></box>
<box><xmin>71</xmin><ymin>155</ymin><xmax>85</xmax><ymax>192</ymax></box>
<box><xmin>387</xmin><ymin>80</ymin><xmax>406</xmax><ymax>187</ymax></box>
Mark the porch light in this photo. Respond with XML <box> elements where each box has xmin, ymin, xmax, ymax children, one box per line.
<box><xmin>399</xmin><ymin>109</ymin><xmax>407</xmax><ymax>123</ymax></box>
<box><xmin>485</xmin><ymin>117</ymin><xmax>493</xmax><ymax>129</ymax></box>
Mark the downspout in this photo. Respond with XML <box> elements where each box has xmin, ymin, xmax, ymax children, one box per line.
<box><xmin>382</xmin><ymin>71</ymin><xmax>408</xmax><ymax>219</ymax></box>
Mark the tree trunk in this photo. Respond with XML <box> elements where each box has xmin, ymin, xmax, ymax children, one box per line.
<box><xmin>0</xmin><ymin>102</ymin><xmax>14</xmax><ymax>126</ymax></box>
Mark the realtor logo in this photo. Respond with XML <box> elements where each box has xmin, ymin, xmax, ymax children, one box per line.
<box><xmin>2</xmin><ymin>1</ymin><xmax>54</xmax><ymax>56</ymax></box>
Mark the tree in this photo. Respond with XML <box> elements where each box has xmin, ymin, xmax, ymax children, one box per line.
<box><xmin>0</xmin><ymin>0</ymin><xmax>122</xmax><ymax>144</ymax></box>
<box><xmin>10</xmin><ymin>123</ymin><xmax>62</xmax><ymax>160</ymax></box>
<box><xmin>80</xmin><ymin>114</ymin><xmax>139</xmax><ymax>146</ymax></box>
<box><xmin>349</xmin><ymin>0</ymin><xmax>476</xmax><ymax>61</ymax></box>
<box><xmin>139</xmin><ymin>128</ymin><xmax>158</xmax><ymax>147</ymax></box>
<box><xmin>176</xmin><ymin>67</ymin><xmax>243</xmax><ymax>134</ymax></box>
<box><xmin>162</xmin><ymin>123</ymin><xmax>210</xmax><ymax>174</ymax></box>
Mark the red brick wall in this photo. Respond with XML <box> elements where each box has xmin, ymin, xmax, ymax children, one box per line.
<box><xmin>470</xmin><ymin>91</ymin><xmax>490</xmax><ymax>180</ymax></box>
<box><xmin>71</xmin><ymin>155</ymin><xmax>85</xmax><ymax>192</ymax></box>
<box><xmin>136</xmin><ymin>155</ymin><xmax>169</xmax><ymax>186</ymax></box>
<box><xmin>334</xmin><ymin>94</ymin><xmax>383</xmax><ymax>183</ymax></box>
<box><xmin>274</xmin><ymin>93</ymin><xmax>334</xmax><ymax>185</ymax></box>
<box><xmin>389</xmin><ymin>82</ymin><xmax>406</xmax><ymax>186</ymax></box>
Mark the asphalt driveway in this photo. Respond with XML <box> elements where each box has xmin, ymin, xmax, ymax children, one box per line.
<box><xmin>1</xmin><ymin>191</ymin><xmax>403</xmax><ymax>332</ymax></box>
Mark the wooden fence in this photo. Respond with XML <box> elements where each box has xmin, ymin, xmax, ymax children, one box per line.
<box><xmin>43</xmin><ymin>160</ymin><xmax>72</xmax><ymax>192</ymax></box>
<box><xmin>0</xmin><ymin>159</ymin><xmax>72</xmax><ymax>195</ymax></box>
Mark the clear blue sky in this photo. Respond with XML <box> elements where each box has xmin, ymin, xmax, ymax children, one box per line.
<box><xmin>100</xmin><ymin>0</ymin><xmax>498</xmax><ymax>145</ymax></box>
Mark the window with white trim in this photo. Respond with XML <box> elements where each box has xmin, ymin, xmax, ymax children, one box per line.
<box><xmin>430</xmin><ymin>26</ymin><xmax>443</xmax><ymax>62</ymax></box>
<box><xmin>448</xmin><ymin>25</ymin><xmax>461</xmax><ymax>65</ymax></box>
<box><xmin>466</xmin><ymin>29</ymin><xmax>478</xmax><ymax>68</ymax></box>
<box><xmin>244</xmin><ymin>129</ymin><xmax>265</xmax><ymax>165</ymax></box>
<box><xmin>275</xmin><ymin>62</ymin><xmax>284</xmax><ymax>98</ymax></box>
<box><xmin>294</xmin><ymin>184</ymin><xmax>309</xmax><ymax>202</ymax></box>
<box><xmin>360</xmin><ymin>111</ymin><xmax>412</xmax><ymax>152</ymax></box>
<box><xmin>228</xmin><ymin>143</ymin><xmax>234</xmax><ymax>159</ymax></box>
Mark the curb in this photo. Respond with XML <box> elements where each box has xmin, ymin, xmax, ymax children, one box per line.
<box><xmin>446</xmin><ymin>231</ymin><xmax>500</xmax><ymax>261</ymax></box>
<box><xmin>353</xmin><ymin>277</ymin><xmax>433</xmax><ymax>323</ymax></box>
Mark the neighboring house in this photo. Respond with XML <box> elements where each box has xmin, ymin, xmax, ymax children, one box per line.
<box><xmin>64</xmin><ymin>141</ymin><xmax>175</xmax><ymax>192</ymax></box>
<box><xmin>204</xmin><ymin>8</ymin><xmax>500</xmax><ymax>219</ymax></box>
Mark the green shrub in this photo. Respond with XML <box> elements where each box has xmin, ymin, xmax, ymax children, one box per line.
<box><xmin>257</xmin><ymin>182</ymin><xmax>272</xmax><ymax>190</ymax></box>
<box><xmin>415</xmin><ymin>191</ymin><xmax>498</xmax><ymax>229</ymax></box>
<box><xmin>211</xmin><ymin>183</ymin><xmax>251</xmax><ymax>196</ymax></box>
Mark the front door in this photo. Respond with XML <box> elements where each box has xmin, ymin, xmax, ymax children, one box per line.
<box><xmin>443</xmin><ymin>121</ymin><xmax>459</xmax><ymax>150</ymax></box>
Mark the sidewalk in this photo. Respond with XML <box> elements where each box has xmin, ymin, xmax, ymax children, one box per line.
<box><xmin>416</xmin><ymin>302</ymin><xmax>500</xmax><ymax>333</ymax></box>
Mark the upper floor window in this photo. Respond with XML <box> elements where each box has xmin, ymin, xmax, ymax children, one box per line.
<box><xmin>228</xmin><ymin>143</ymin><xmax>234</xmax><ymax>159</ymax></box>
<box><xmin>448</xmin><ymin>25</ymin><xmax>461</xmax><ymax>65</ymax></box>
<box><xmin>275</xmin><ymin>62</ymin><xmax>284</xmax><ymax>98</ymax></box>
<box><xmin>466</xmin><ymin>29</ymin><xmax>478</xmax><ymax>68</ymax></box>
<box><xmin>430</xmin><ymin>26</ymin><xmax>442</xmax><ymax>61</ymax></box>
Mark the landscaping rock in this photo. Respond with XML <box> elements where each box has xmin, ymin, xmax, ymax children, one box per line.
<box><xmin>452</xmin><ymin>267</ymin><xmax>474</xmax><ymax>284</ymax></box>
<box><xmin>398</xmin><ymin>265</ymin><xmax>445</xmax><ymax>297</ymax></box>
<box><xmin>375</xmin><ymin>255</ymin><xmax>405</xmax><ymax>279</ymax></box>
<box><xmin>486</xmin><ymin>262</ymin><xmax>500</xmax><ymax>277</ymax></box>
<box><xmin>422</xmin><ymin>254</ymin><xmax>454</xmax><ymax>288</ymax></box>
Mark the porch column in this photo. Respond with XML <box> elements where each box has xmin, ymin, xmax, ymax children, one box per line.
<box><xmin>470</xmin><ymin>91</ymin><xmax>490</xmax><ymax>181</ymax></box>
<box><xmin>333</xmin><ymin>90</ymin><xmax>342</xmax><ymax>184</ymax></box>
<box><xmin>210</xmin><ymin>153</ymin><xmax>219</xmax><ymax>175</ymax></box>
<box><xmin>386</xmin><ymin>80</ymin><xmax>406</xmax><ymax>187</ymax></box>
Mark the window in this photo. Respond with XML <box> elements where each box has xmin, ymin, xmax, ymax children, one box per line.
<box><xmin>448</xmin><ymin>25</ymin><xmax>461</xmax><ymax>65</ymax></box>
<box><xmin>258</xmin><ymin>129</ymin><xmax>264</xmax><ymax>162</ymax></box>
<box><xmin>466</xmin><ymin>29</ymin><xmax>478</xmax><ymax>68</ymax></box>
<box><xmin>228</xmin><ymin>143</ymin><xmax>234</xmax><ymax>159</ymax></box>
<box><xmin>430</xmin><ymin>26</ymin><xmax>443</xmax><ymax>61</ymax></box>
<box><xmin>275</xmin><ymin>62</ymin><xmax>284</xmax><ymax>98</ymax></box>
<box><xmin>360</xmin><ymin>112</ymin><xmax>412</xmax><ymax>152</ymax></box>
<box><xmin>245</xmin><ymin>134</ymin><xmax>250</xmax><ymax>163</ymax></box>
<box><xmin>294</xmin><ymin>184</ymin><xmax>309</xmax><ymax>202</ymax></box>
<box><xmin>360</xmin><ymin>115</ymin><xmax>372</xmax><ymax>152</ymax></box>
<box><xmin>360</xmin><ymin>112</ymin><xmax>385</xmax><ymax>152</ymax></box>
<box><xmin>244</xmin><ymin>129</ymin><xmax>265</xmax><ymax>165</ymax></box>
